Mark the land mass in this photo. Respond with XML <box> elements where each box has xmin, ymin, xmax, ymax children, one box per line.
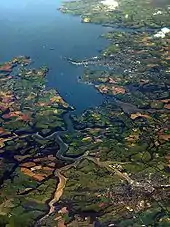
<box><xmin>0</xmin><ymin>0</ymin><xmax>170</xmax><ymax>227</ymax></box>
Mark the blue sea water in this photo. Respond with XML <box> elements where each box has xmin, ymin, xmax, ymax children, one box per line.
<box><xmin>0</xmin><ymin>0</ymin><xmax>111</xmax><ymax>113</ymax></box>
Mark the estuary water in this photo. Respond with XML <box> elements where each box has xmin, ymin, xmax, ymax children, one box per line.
<box><xmin>0</xmin><ymin>0</ymin><xmax>111</xmax><ymax>113</ymax></box>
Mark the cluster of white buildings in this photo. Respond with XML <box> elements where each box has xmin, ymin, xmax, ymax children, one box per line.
<box><xmin>153</xmin><ymin>27</ymin><xmax>170</xmax><ymax>38</ymax></box>
<box><xmin>101</xmin><ymin>0</ymin><xmax>119</xmax><ymax>10</ymax></box>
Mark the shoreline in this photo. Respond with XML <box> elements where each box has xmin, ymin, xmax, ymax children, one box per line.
<box><xmin>0</xmin><ymin>0</ymin><xmax>169</xmax><ymax>226</ymax></box>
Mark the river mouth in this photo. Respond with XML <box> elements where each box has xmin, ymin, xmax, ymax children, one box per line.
<box><xmin>0</xmin><ymin>0</ymin><xmax>112</xmax><ymax>114</ymax></box>
<box><xmin>0</xmin><ymin>0</ymin><xmax>169</xmax><ymax>226</ymax></box>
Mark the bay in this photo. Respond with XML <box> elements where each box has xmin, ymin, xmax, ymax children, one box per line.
<box><xmin>0</xmin><ymin>0</ymin><xmax>111</xmax><ymax>113</ymax></box>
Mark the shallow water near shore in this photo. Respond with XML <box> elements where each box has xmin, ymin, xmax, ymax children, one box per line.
<box><xmin>0</xmin><ymin>0</ymin><xmax>112</xmax><ymax>113</ymax></box>
<box><xmin>151</xmin><ymin>0</ymin><xmax>169</xmax><ymax>8</ymax></box>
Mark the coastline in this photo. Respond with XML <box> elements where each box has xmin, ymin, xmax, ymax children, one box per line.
<box><xmin>0</xmin><ymin>0</ymin><xmax>169</xmax><ymax>226</ymax></box>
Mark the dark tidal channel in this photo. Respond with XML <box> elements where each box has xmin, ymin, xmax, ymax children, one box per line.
<box><xmin>0</xmin><ymin>0</ymin><xmax>112</xmax><ymax>114</ymax></box>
